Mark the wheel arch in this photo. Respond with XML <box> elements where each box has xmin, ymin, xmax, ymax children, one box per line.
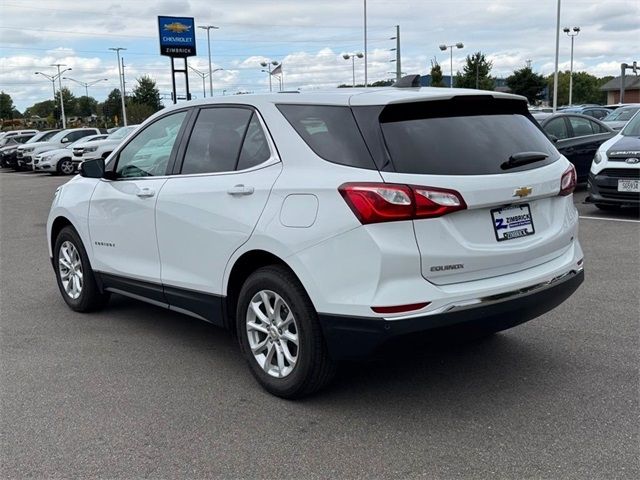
<box><xmin>50</xmin><ymin>216</ymin><xmax>74</xmax><ymax>251</ymax></box>
<box><xmin>224</xmin><ymin>249</ymin><xmax>306</xmax><ymax>331</ymax></box>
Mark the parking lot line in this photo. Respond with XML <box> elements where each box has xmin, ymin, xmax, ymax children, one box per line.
<box><xmin>579</xmin><ymin>216</ymin><xmax>640</xmax><ymax>224</ymax></box>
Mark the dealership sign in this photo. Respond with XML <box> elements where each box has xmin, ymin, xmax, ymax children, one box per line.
<box><xmin>158</xmin><ymin>16</ymin><xmax>196</xmax><ymax>57</ymax></box>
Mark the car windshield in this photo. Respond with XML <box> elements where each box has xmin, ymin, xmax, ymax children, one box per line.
<box><xmin>604</xmin><ymin>107</ymin><xmax>640</xmax><ymax>121</ymax></box>
<box><xmin>621</xmin><ymin>112</ymin><xmax>640</xmax><ymax>136</ymax></box>
<box><xmin>26</xmin><ymin>131</ymin><xmax>59</xmax><ymax>143</ymax></box>
<box><xmin>107</xmin><ymin>126</ymin><xmax>136</xmax><ymax>140</ymax></box>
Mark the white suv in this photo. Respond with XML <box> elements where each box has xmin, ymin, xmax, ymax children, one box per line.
<box><xmin>47</xmin><ymin>82</ymin><xmax>584</xmax><ymax>397</ymax></box>
<box><xmin>71</xmin><ymin>125</ymin><xmax>139</xmax><ymax>167</ymax></box>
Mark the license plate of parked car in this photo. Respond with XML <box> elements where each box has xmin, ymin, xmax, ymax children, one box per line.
<box><xmin>617</xmin><ymin>179</ymin><xmax>640</xmax><ymax>192</ymax></box>
<box><xmin>491</xmin><ymin>204</ymin><xmax>535</xmax><ymax>242</ymax></box>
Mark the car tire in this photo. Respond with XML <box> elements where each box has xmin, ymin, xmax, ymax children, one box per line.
<box><xmin>57</xmin><ymin>158</ymin><xmax>75</xmax><ymax>176</ymax></box>
<box><xmin>595</xmin><ymin>204</ymin><xmax>620</xmax><ymax>211</ymax></box>
<box><xmin>54</xmin><ymin>226</ymin><xmax>110</xmax><ymax>312</ymax></box>
<box><xmin>236</xmin><ymin>265</ymin><xmax>335</xmax><ymax>398</ymax></box>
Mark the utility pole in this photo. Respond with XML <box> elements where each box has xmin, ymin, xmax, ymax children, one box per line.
<box><xmin>391</xmin><ymin>25</ymin><xmax>401</xmax><ymax>82</ymax></box>
<box><xmin>363</xmin><ymin>0</ymin><xmax>368</xmax><ymax>88</ymax></box>
<box><xmin>552</xmin><ymin>0</ymin><xmax>561</xmax><ymax>112</ymax></box>
<box><xmin>199</xmin><ymin>25</ymin><xmax>219</xmax><ymax>97</ymax></box>
<box><xmin>121</xmin><ymin>57</ymin><xmax>128</xmax><ymax>124</ymax></box>
<box><xmin>109</xmin><ymin>47</ymin><xmax>128</xmax><ymax>126</ymax></box>
<box><xmin>51</xmin><ymin>64</ymin><xmax>67</xmax><ymax>128</ymax></box>
<box><xmin>619</xmin><ymin>62</ymin><xmax>637</xmax><ymax>103</ymax></box>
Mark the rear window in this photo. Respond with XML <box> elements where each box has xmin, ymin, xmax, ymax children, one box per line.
<box><xmin>277</xmin><ymin>104</ymin><xmax>376</xmax><ymax>170</ymax></box>
<box><xmin>376</xmin><ymin>98</ymin><xmax>559</xmax><ymax>175</ymax></box>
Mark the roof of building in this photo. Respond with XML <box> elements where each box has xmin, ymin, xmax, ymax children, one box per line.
<box><xmin>600</xmin><ymin>76</ymin><xmax>640</xmax><ymax>91</ymax></box>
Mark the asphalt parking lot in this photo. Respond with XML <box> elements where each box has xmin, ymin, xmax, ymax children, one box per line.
<box><xmin>1</xmin><ymin>170</ymin><xmax>638</xmax><ymax>479</ymax></box>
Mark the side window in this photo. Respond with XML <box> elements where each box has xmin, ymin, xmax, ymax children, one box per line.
<box><xmin>568</xmin><ymin>117</ymin><xmax>595</xmax><ymax>137</ymax></box>
<box><xmin>544</xmin><ymin>118</ymin><xmax>569</xmax><ymax>139</ymax></box>
<box><xmin>181</xmin><ymin>107</ymin><xmax>252</xmax><ymax>174</ymax></box>
<box><xmin>116</xmin><ymin>111</ymin><xmax>187</xmax><ymax>178</ymax></box>
<box><xmin>237</xmin><ymin>113</ymin><xmax>271</xmax><ymax>170</ymax></box>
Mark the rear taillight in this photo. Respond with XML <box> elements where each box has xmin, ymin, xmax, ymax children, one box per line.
<box><xmin>559</xmin><ymin>164</ymin><xmax>577</xmax><ymax>196</ymax></box>
<box><xmin>371</xmin><ymin>302</ymin><xmax>430</xmax><ymax>314</ymax></box>
<box><xmin>339</xmin><ymin>182</ymin><xmax>466</xmax><ymax>225</ymax></box>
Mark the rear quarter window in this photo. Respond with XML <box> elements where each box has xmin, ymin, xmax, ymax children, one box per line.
<box><xmin>276</xmin><ymin>104</ymin><xmax>377</xmax><ymax>170</ymax></box>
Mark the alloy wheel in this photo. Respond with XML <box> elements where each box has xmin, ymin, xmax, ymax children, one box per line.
<box><xmin>246</xmin><ymin>290</ymin><xmax>299</xmax><ymax>378</ymax></box>
<box><xmin>58</xmin><ymin>241</ymin><xmax>83</xmax><ymax>299</ymax></box>
<box><xmin>60</xmin><ymin>160</ymin><xmax>75</xmax><ymax>175</ymax></box>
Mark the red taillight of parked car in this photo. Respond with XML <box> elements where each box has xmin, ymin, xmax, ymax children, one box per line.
<box><xmin>371</xmin><ymin>302</ymin><xmax>431</xmax><ymax>314</ymax></box>
<box><xmin>338</xmin><ymin>182</ymin><xmax>466</xmax><ymax>224</ymax></box>
<box><xmin>559</xmin><ymin>164</ymin><xmax>577</xmax><ymax>196</ymax></box>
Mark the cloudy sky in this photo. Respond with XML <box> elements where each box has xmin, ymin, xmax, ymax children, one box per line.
<box><xmin>1</xmin><ymin>0</ymin><xmax>638</xmax><ymax>111</ymax></box>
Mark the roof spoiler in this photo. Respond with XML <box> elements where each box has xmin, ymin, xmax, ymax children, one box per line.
<box><xmin>393</xmin><ymin>74</ymin><xmax>421</xmax><ymax>88</ymax></box>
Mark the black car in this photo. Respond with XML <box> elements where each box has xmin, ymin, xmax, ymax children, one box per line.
<box><xmin>561</xmin><ymin>106</ymin><xmax>613</xmax><ymax>120</ymax></box>
<box><xmin>538</xmin><ymin>113</ymin><xmax>616</xmax><ymax>182</ymax></box>
<box><xmin>0</xmin><ymin>134</ymin><xmax>37</xmax><ymax>168</ymax></box>
<box><xmin>587</xmin><ymin>112</ymin><xmax>640</xmax><ymax>210</ymax></box>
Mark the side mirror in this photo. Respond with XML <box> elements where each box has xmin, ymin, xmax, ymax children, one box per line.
<box><xmin>548</xmin><ymin>134</ymin><xmax>559</xmax><ymax>143</ymax></box>
<box><xmin>79</xmin><ymin>158</ymin><xmax>105</xmax><ymax>178</ymax></box>
<box><xmin>61</xmin><ymin>137</ymin><xmax>70</xmax><ymax>144</ymax></box>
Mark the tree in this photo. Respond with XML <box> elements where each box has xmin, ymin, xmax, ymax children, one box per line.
<box><xmin>430</xmin><ymin>59</ymin><xmax>445</xmax><ymax>87</ymax></box>
<box><xmin>337</xmin><ymin>79</ymin><xmax>394</xmax><ymax>88</ymax></box>
<box><xmin>24</xmin><ymin>100</ymin><xmax>56</xmax><ymax>119</ymax></box>
<box><xmin>506</xmin><ymin>66</ymin><xmax>547</xmax><ymax>104</ymax></box>
<box><xmin>0</xmin><ymin>91</ymin><xmax>14</xmax><ymax>120</ymax></box>
<box><xmin>454</xmin><ymin>51</ymin><xmax>494</xmax><ymax>90</ymax></box>
<box><xmin>546</xmin><ymin>71</ymin><xmax>608</xmax><ymax>106</ymax></box>
<box><xmin>126</xmin><ymin>102</ymin><xmax>155</xmax><ymax>124</ymax></box>
<box><xmin>76</xmin><ymin>96</ymin><xmax>98</xmax><ymax>117</ymax></box>
<box><xmin>131</xmin><ymin>75</ymin><xmax>162</xmax><ymax>112</ymax></box>
<box><xmin>102</xmin><ymin>89</ymin><xmax>123</xmax><ymax>125</ymax></box>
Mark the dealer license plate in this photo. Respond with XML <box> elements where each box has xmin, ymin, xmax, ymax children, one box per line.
<box><xmin>491</xmin><ymin>204</ymin><xmax>535</xmax><ymax>242</ymax></box>
<box><xmin>618</xmin><ymin>179</ymin><xmax>640</xmax><ymax>192</ymax></box>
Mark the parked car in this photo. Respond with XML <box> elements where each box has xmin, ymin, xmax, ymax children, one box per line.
<box><xmin>72</xmin><ymin>125</ymin><xmax>139</xmax><ymax>167</ymax></box>
<box><xmin>0</xmin><ymin>133</ymin><xmax>38</xmax><ymax>167</ymax></box>
<box><xmin>1</xmin><ymin>130</ymin><xmax>60</xmax><ymax>169</ymax></box>
<box><xmin>33</xmin><ymin>134</ymin><xmax>109</xmax><ymax>175</ymax></box>
<box><xmin>587</xmin><ymin>111</ymin><xmax>640</xmax><ymax>210</ymax></box>
<box><xmin>560</xmin><ymin>106</ymin><xmax>613</xmax><ymax>120</ymax></box>
<box><xmin>47</xmin><ymin>84</ymin><xmax>584</xmax><ymax>397</ymax></box>
<box><xmin>538</xmin><ymin>113</ymin><xmax>616</xmax><ymax>182</ymax></box>
<box><xmin>601</xmin><ymin>105</ymin><xmax>640</xmax><ymax>131</ymax></box>
<box><xmin>16</xmin><ymin>128</ymin><xmax>105</xmax><ymax>170</ymax></box>
<box><xmin>0</xmin><ymin>129</ymin><xmax>39</xmax><ymax>142</ymax></box>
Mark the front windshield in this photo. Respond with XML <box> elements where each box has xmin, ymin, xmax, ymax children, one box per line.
<box><xmin>107</xmin><ymin>126</ymin><xmax>136</xmax><ymax>140</ymax></box>
<box><xmin>604</xmin><ymin>107</ymin><xmax>640</xmax><ymax>122</ymax></box>
<box><xmin>621</xmin><ymin>112</ymin><xmax>640</xmax><ymax>136</ymax></box>
<box><xmin>26</xmin><ymin>131</ymin><xmax>55</xmax><ymax>143</ymax></box>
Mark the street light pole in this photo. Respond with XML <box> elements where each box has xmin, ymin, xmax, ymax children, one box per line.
<box><xmin>109</xmin><ymin>47</ymin><xmax>127</xmax><ymax>126</ymax></box>
<box><xmin>342</xmin><ymin>53</ymin><xmax>364</xmax><ymax>87</ymax></box>
<box><xmin>439</xmin><ymin>43</ymin><xmax>464</xmax><ymax>88</ymax></box>
<box><xmin>363</xmin><ymin>0</ymin><xmax>368</xmax><ymax>87</ymax></box>
<box><xmin>199</xmin><ymin>25</ymin><xmax>219</xmax><ymax>97</ymax></box>
<box><xmin>63</xmin><ymin>77</ymin><xmax>108</xmax><ymax>98</ymax></box>
<box><xmin>552</xmin><ymin>0</ymin><xmax>562</xmax><ymax>112</ymax></box>
<box><xmin>564</xmin><ymin>26</ymin><xmax>580</xmax><ymax>106</ymax></box>
<box><xmin>36</xmin><ymin>66</ymin><xmax>72</xmax><ymax>128</ymax></box>
<box><xmin>260</xmin><ymin>60</ymin><xmax>281</xmax><ymax>92</ymax></box>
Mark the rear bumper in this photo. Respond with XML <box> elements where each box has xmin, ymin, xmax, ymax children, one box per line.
<box><xmin>318</xmin><ymin>268</ymin><xmax>584</xmax><ymax>360</ymax></box>
<box><xmin>587</xmin><ymin>171</ymin><xmax>640</xmax><ymax>206</ymax></box>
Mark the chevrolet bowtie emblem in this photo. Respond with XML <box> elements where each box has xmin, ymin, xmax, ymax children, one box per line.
<box><xmin>514</xmin><ymin>186</ymin><xmax>533</xmax><ymax>198</ymax></box>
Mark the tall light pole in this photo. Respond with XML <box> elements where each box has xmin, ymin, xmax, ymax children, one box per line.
<box><xmin>363</xmin><ymin>0</ymin><xmax>368</xmax><ymax>87</ymax></box>
<box><xmin>63</xmin><ymin>77</ymin><xmax>108</xmax><ymax>98</ymax></box>
<box><xmin>563</xmin><ymin>26</ymin><xmax>580</xmax><ymax>106</ymax></box>
<box><xmin>439</xmin><ymin>42</ymin><xmax>464</xmax><ymax>88</ymax></box>
<box><xmin>35</xmin><ymin>66</ymin><xmax>71</xmax><ymax>128</ymax></box>
<box><xmin>260</xmin><ymin>60</ymin><xmax>281</xmax><ymax>92</ymax></box>
<box><xmin>189</xmin><ymin>66</ymin><xmax>224</xmax><ymax>98</ymax></box>
<box><xmin>390</xmin><ymin>25</ymin><xmax>401</xmax><ymax>83</ymax></box>
<box><xmin>109</xmin><ymin>47</ymin><xmax>127</xmax><ymax>126</ymax></box>
<box><xmin>552</xmin><ymin>0</ymin><xmax>562</xmax><ymax>112</ymax></box>
<box><xmin>198</xmin><ymin>25</ymin><xmax>219</xmax><ymax>97</ymax></box>
<box><xmin>342</xmin><ymin>53</ymin><xmax>364</xmax><ymax>87</ymax></box>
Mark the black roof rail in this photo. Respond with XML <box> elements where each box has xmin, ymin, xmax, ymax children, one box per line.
<box><xmin>393</xmin><ymin>74</ymin><xmax>422</xmax><ymax>88</ymax></box>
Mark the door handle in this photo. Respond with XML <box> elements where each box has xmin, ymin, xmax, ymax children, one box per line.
<box><xmin>136</xmin><ymin>187</ymin><xmax>155</xmax><ymax>198</ymax></box>
<box><xmin>227</xmin><ymin>184</ymin><xmax>255</xmax><ymax>196</ymax></box>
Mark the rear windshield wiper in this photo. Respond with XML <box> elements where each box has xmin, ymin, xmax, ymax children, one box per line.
<box><xmin>501</xmin><ymin>151</ymin><xmax>548</xmax><ymax>170</ymax></box>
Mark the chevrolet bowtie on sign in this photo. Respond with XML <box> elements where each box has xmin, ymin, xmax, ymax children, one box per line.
<box><xmin>158</xmin><ymin>16</ymin><xmax>196</xmax><ymax>57</ymax></box>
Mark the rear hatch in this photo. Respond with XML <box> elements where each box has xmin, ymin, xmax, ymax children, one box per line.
<box><xmin>354</xmin><ymin>96</ymin><xmax>576</xmax><ymax>285</ymax></box>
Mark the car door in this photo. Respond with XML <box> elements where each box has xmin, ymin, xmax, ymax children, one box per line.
<box><xmin>565</xmin><ymin>116</ymin><xmax>612</xmax><ymax>181</ymax></box>
<box><xmin>155</xmin><ymin>106</ymin><xmax>282</xmax><ymax>323</ymax></box>
<box><xmin>88</xmin><ymin>110</ymin><xmax>190</xmax><ymax>298</ymax></box>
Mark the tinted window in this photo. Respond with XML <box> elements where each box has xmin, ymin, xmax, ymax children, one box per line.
<box><xmin>116</xmin><ymin>111</ymin><xmax>187</xmax><ymax>178</ymax></box>
<box><xmin>568</xmin><ymin>117</ymin><xmax>595</xmax><ymax>137</ymax></box>
<box><xmin>181</xmin><ymin>107</ymin><xmax>252</xmax><ymax>174</ymax></box>
<box><xmin>237</xmin><ymin>113</ymin><xmax>271</xmax><ymax>170</ymax></box>
<box><xmin>277</xmin><ymin>104</ymin><xmax>376</xmax><ymax>169</ymax></box>
<box><xmin>545</xmin><ymin>118</ymin><xmax>569</xmax><ymax>139</ymax></box>
<box><xmin>377</xmin><ymin>100</ymin><xmax>558</xmax><ymax>175</ymax></box>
